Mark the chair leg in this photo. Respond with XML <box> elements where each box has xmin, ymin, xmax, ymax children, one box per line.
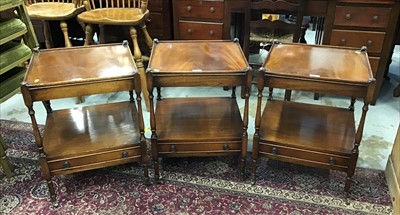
<box><xmin>130</xmin><ymin>26</ymin><xmax>150</xmax><ymax>111</ymax></box>
<box><xmin>99</xmin><ymin>25</ymin><xmax>105</xmax><ymax>44</ymax></box>
<box><xmin>60</xmin><ymin>21</ymin><xmax>72</xmax><ymax>47</ymax></box>
<box><xmin>43</xmin><ymin>20</ymin><xmax>53</xmax><ymax>49</ymax></box>
<box><xmin>140</xmin><ymin>23</ymin><xmax>153</xmax><ymax>52</ymax></box>
<box><xmin>84</xmin><ymin>24</ymin><xmax>93</xmax><ymax>46</ymax></box>
<box><xmin>0</xmin><ymin>135</ymin><xmax>13</xmax><ymax>178</ymax></box>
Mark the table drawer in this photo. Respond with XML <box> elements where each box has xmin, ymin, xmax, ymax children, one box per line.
<box><xmin>178</xmin><ymin>21</ymin><xmax>223</xmax><ymax>39</ymax></box>
<box><xmin>259</xmin><ymin>143</ymin><xmax>350</xmax><ymax>167</ymax></box>
<box><xmin>175</xmin><ymin>0</ymin><xmax>224</xmax><ymax>20</ymax></box>
<box><xmin>159</xmin><ymin>142</ymin><xmax>241</xmax><ymax>154</ymax></box>
<box><xmin>48</xmin><ymin>147</ymin><xmax>142</xmax><ymax>172</ymax></box>
<box><xmin>334</xmin><ymin>6</ymin><xmax>391</xmax><ymax>28</ymax></box>
<box><xmin>330</xmin><ymin>29</ymin><xmax>385</xmax><ymax>53</ymax></box>
<box><xmin>369</xmin><ymin>57</ymin><xmax>380</xmax><ymax>77</ymax></box>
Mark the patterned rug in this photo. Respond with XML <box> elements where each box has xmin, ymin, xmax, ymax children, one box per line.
<box><xmin>0</xmin><ymin>120</ymin><xmax>393</xmax><ymax>214</ymax></box>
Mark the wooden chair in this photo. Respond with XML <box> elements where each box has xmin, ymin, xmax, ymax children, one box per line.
<box><xmin>24</xmin><ymin>0</ymin><xmax>84</xmax><ymax>48</ymax></box>
<box><xmin>77</xmin><ymin>0</ymin><xmax>153</xmax><ymax>110</ymax></box>
<box><xmin>0</xmin><ymin>135</ymin><xmax>13</xmax><ymax>178</ymax></box>
<box><xmin>246</xmin><ymin>0</ymin><xmax>307</xmax><ymax>101</ymax></box>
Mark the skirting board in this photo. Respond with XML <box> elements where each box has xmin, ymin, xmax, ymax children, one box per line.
<box><xmin>385</xmin><ymin>155</ymin><xmax>399</xmax><ymax>214</ymax></box>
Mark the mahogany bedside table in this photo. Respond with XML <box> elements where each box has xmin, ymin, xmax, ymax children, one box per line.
<box><xmin>252</xmin><ymin>43</ymin><xmax>375</xmax><ymax>195</ymax></box>
<box><xmin>146</xmin><ymin>39</ymin><xmax>252</xmax><ymax>181</ymax></box>
<box><xmin>20</xmin><ymin>42</ymin><xmax>148</xmax><ymax>204</ymax></box>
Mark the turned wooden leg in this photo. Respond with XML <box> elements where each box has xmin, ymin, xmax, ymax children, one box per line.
<box><xmin>0</xmin><ymin>136</ymin><xmax>13</xmax><ymax>178</ymax></box>
<box><xmin>268</xmin><ymin>87</ymin><xmax>273</xmax><ymax>100</ymax></box>
<box><xmin>84</xmin><ymin>24</ymin><xmax>93</xmax><ymax>46</ymax></box>
<box><xmin>43</xmin><ymin>20</ymin><xmax>53</xmax><ymax>49</ymax></box>
<box><xmin>130</xmin><ymin>26</ymin><xmax>150</xmax><ymax>111</ymax></box>
<box><xmin>99</xmin><ymin>25</ymin><xmax>105</xmax><ymax>44</ymax></box>
<box><xmin>60</xmin><ymin>21</ymin><xmax>72</xmax><ymax>47</ymax></box>
<box><xmin>156</xmin><ymin>87</ymin><xmax>161</xmax><ymax>100</ymax></box>
<box><xmin>140</xmin><ymin>23</ymin><xmax>153</xmax><ymax>53</ymax></box>
<box><xmin>314</xmin><ymin>93</ymin><xmax>320</xmax><ymax>100</ymax></box>
<box><xmin>39</xmin><ymin>157</ymin><xmax>57</xmax><ymax>205</ymax></box>
<box><xmin>284</xmin><ymin>90</ymin><xmax>292</xmax><ymax>101</ymax></box>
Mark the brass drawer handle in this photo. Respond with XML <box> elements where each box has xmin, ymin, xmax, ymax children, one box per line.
<box><xmin>209</xmin><ymin>6</ymin><xmax>215</xmax><ymax>13</ymax></box>
<box><xmin>170</xmin><ymin>145</ymin><xmax>176</xmax><ymax>153</ymax></box>
<box><xmin>63</xmin><ymin>161</ymin><xmax>70</xmax><ymax>168</ymax></box>
<box><xmin>329</xmin><ymin>157</ymin><xmax>336</xmax><ymax>165</ymax></box>
<box><xmin>223</xmin><ymin>144</ymin><xmax>229</xmax><ymax>151</ymax></box>
<box><xmin>372</xmin><ymin>15</ymin><xmax>379</xmax><ymax>22</ymax></box>
<box><xmin>121</xmin><ymin>151</ymin><xmax>129</xmax><ymax>158</ymax></box>
<box><xmin>186</xmin><ymin>5</ymin><xmax>192</xmax><ymax>12</ymax></box>
<box><xmin>367</xmin><ymin>40</ymin><xmax>373</xmax><ymax>46</ymax></box>
<box><xmin>345</xmin><ymin>13</ymin><xmax>351</xmax><ymax>20</ymax></box>
<box><xmin>209</xmin><ymin>30</ymin><xmax>214</xmax><ymax>36</ymax></box>
<box><xmin>187</xmin><ymin>29</ymin><xmax>192</xmax><ymax>34</ymax></box>
<box><xmin>271</xmin><ymin>147</ymin><xmax>277</xmax><ymax>155</ymax></box>
<box><xmin>340</xmin><ymin>38</ymin><xmax>347</xmax><ymax>45</ymax></box>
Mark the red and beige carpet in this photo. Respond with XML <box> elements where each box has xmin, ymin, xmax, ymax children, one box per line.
<box><xmin>0</xmin><ymin>120</ymin><xmax>393</xmax><ymax>214</ymax></box>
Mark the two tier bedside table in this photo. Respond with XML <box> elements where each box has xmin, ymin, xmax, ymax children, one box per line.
<box><xmin>146</xmin><ymin>39</ymin><xmax>252</xmax><ymax>181</ymax></box>
<box><xmin>20</xmin><ymin>43</ymin><xmax>149</xmax><ymax>204</ymax></box>
<box><xmin>252</xmin><ymin>43</ymin><xmax>375</xmax><ymax>194</ymax></box>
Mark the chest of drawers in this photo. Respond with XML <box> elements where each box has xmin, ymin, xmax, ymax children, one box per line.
<box><xmin>324</xmin><ymin>0</ymin><xmax>400</xmax><ymax>104</ymax></box>
<box><xmin>173</xmin><ymin>0</ymin><xmax>229</xmax><ymax>40</ymax></box>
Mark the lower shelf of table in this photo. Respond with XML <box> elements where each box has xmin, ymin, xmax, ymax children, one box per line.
<box><xmin>257</xmin><ymin>100</ymin><xmax>357</xmax><ymax>172</ymax></box>
<box><xmin>42</xmin><ymin>101</ymin><xmax>144</xmax><ymax>175</ymax></box>
<box><xmin>155</xmin><ymin>97</ymin><xmax>245</xmax><ymax>157</ymax></box>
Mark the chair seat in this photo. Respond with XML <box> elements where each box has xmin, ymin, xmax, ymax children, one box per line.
<box><xmin>250</xmin><ymin>31</ymin><xmax>294</xmax><ymax>44</ymax></box>
<box><xmin>78</xmin><ymin>8</ymin><xmax>149</xmax><ymax>25</ymax></box>
<box><xmin>26</xmin><ymin>2</ymin><xmax>84</xmax><ymax>20</ymax></box>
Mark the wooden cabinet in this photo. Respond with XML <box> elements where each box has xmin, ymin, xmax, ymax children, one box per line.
<box><xmin>20</xmin><ymin>43</ymin><xmax>149</xmax><ymax>204</ymax></box>
<box><xmin>146</xmin><ymin>40</ymin><xmax>252</xmax><ymax>181</ymax></box>
<box><xmin>324</xmin><ymin>0</ymin><xmax>400</xmax><ymax>104</ymax></box>
<box><xmin>173</xmin><ymin>0</ymin><xmax>229</xmax><ymax>40</ymax></box>
<box><xmin>147</xmin><ymin>0</ymin><xmax>173</xmax><ymax>40</ymax></box>
<box><xmin>252</xmin><ymin>43</ymin><xmax>375</xmax><ymax>194</ymax></box>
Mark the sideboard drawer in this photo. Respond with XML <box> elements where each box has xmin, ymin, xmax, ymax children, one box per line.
<box><xmin>334</xmin><ymin>6</ymin><xmax>391</xmax><ymax>28</ymax></box>
<box><xmin>158</xmin><ymin>142</ymin><xmax>241</xmax><ymax>154</ymax></box>
<box><xmin>330</xmin><ymin>30</ymin><xmax>385</xmax><ymax>53</ymax></box>
<box><xmin>178</xmin><ymin>21</ymin><xmax>223</xmax><ymax>39</ymax></box>
<box><xmin>176</xmin><ymin>0</ymin><xmax>224</xmax><ymax>20</ymax></box>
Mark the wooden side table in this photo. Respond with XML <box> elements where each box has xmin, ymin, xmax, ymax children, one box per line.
<box><xmin>252</xmin><ymin>43</ymin><xmax>375</xmax><ymax>195</ymax></box>
<box><xmin>20</xmin><ymin>43</ymin><xmax>148</xmax><ymax>205</ymax></box>
<box><xmin>146</xmin><ymin>39</ymin><xmax>252</xmax><ymax>181</ymax></box>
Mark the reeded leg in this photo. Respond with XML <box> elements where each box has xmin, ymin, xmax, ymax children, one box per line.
<box><xmin>130</xmin><ymin>26</ymin><xmax>150</xmax><ymax>111</ymax></box>
<box><xmin>60</xmin><ymin>21</ymin><xmax>72</xmax><ymax>47</ymax></box>
<box><xmin>43</xmin><ymin>20</ymin><xmax>53</xmax><ymax>49</ymax></box>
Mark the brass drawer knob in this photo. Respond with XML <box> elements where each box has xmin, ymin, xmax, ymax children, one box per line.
<box><xmin>223</xmin><ymin>144</ymin><xmax>229</xmax><ymax>151</ymax></box>
<box><xmin>271</xmin><ymin>147</ymin><xmax>277</xmax><ymax>155</ymax></box>
<box><xmin>63</xmin><ymin>161</ymin><xmax>70</xmax><ymax>168</ymax></box>
<box><xmin>209</xmin><ymin>7</ymin><xmax>215</xmax><ymax>13</ymax></box>
<box><xmin>209</xmin><ymin>30</ymin><xmax>214</xmax><ymax>36</ymax></box>
<box><xmin>329</xmin><ymin>157</ymin><xmax>336</xmax><ymax>165</ymax></box>
<box><xmin>345</xmin><ymin>13</ymin><xmax>351</xmax><ymax>20</ymax></box>
<box><xmin>187</xmin><ymin>29</ymin><xmax>193</xmax><ymax>34</ymax></box>
<box><xmin>340</xmin><ymin>38</ymin><xmax>347</xmax><ymax>45</ymax></box>
<box><xmin>367</xmin><ymin>40</ymin><xmax>373</xmax><ymax>46</ymax></box>
<box><xmin>186</xmin><ymin>5</ymin><xmax>192</xmax><ymax>12</ymax></box>
<box><xmin>170</xmin><ymin>145</ymin><xmax>176</xmax><ymax>152</ymax></box>
<box><xmin>372</xmin><ymin>15</ymin><xmax>379</xmax><ymax>22</ymax></box>
<box><xmin>121</xmin><ymin>151</ymin><xmax>129</xmax><ymax>158</ymax></box>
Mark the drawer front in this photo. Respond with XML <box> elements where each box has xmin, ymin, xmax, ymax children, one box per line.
<box><xmin>178</xmin><ymin>21</ymin><xmax>223</xmax><ymax>39</ymax></box>
<box><xmin>334</xmin><ymin>6</ymin><xmax>391</xmax><ymax>28</ymax></box>
<box><xmin>48</xmin><ymin>147</ymin><xmax>142</xmax><ymax>172</ymax></box>
<box><xmin>259</xmin><ymin>144</ymin><xmax>350</xmax><ymax>167</ymax></box>
<box><xmin>176</xmin><ymin>0</ymin><xmax>224</xmax><ymax>20</ymax></box>
<box><xmin>330</xmin><ymin>30</ymin><xmax>385</xmax><ymax>53</ymax></box>
<box><xmin>159</xmin><ymin>142</ymin><xmax>241</xmax><ymax>154</ymax></box>
<box><xmin>368</xmin><ymin>57</ymin><xmax>380</xmax><ymax>77</ymax></box>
